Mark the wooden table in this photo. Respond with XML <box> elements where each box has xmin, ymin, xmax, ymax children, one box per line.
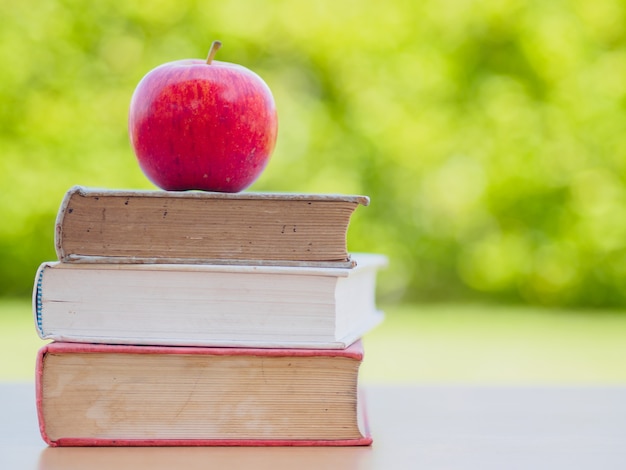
<box><xmin>2</xmin><ymin>382</ymin><xmax>626</xmax><ymax>469</ymax></box>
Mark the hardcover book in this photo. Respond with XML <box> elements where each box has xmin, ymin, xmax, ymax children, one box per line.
<box><xmin>55</xmin><ymin>186</ymin><xmax>369</xmax><ymax>267</ymax></box>
<box><xmin>36</xmin><ymin>341</ymin><xmax>372</xmax><ymax>447</ymax></box>
<box><xmin>34</xmin><ymin>253</ymin><xmax>387</xmax><ymax>349</ymax></box>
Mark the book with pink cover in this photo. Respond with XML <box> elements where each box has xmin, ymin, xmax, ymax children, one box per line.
<box><xmin>36</xmin><ymin>341</ymin><xmax>372</xmax><ymax>447</ymax></box>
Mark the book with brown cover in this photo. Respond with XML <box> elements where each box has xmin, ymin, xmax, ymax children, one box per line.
<box><xmin>36</xmin><ymin>341</ymin><xmax>372</xmax><ymax>447</ymax></box>
<box><xmin>55</xmin><ymin>186</ymin><xmax>369</xmax><ymax>267</ymax></box>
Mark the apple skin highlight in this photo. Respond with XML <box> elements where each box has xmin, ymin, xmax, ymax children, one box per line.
<box><xmin>129</xmin><ymin>56</ymin><xmax>278</xmax><ymax>193</ymax></box>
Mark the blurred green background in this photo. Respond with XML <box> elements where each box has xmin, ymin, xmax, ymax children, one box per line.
<box><xmin>2</xmin><ymin>0</ymin><xmax>626</xmax><ymax>382</ymax></box>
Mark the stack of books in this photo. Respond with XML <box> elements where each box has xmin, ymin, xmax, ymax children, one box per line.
<box><xmin>33</xmin><ymin>185</ymin><xmax>387</xmax><ymax>447</ymax></box>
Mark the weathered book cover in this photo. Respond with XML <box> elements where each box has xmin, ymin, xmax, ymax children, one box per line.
<box><xmin>36</xmin><ymin>341</ymin><xmax>372</xmax><ymax>447</ymax></box>
<box><xmin>55</xmin><ymin>185</ymin><xmax>369</xmax><ymax>266</ymax></box>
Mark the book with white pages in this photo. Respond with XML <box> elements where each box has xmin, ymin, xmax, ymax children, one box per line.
<box><xmin>33</xmin><ymin>253</ymin><xmax>387</xmax><ymax>349</ymax></box>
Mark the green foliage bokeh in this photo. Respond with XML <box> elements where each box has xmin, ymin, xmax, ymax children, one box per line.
<box><xmin>1</xmin><ymin>0</ymin><xmax>626</xmax><ymax>308</ymax></box>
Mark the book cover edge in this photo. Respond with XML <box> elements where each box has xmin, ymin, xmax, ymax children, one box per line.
<box><xmin>70</xmin><ymin>185</ymin><xmax>371</xmax><ymax>206</ymax></box>
<box><xmin>47</xmin><ymin>434</ymin><xmax>373</xmax><ymax>447</ymax></box>
<box><xmin>39</xmin><ymin>339</ymin><xmax>365</xmax><ymax>360</ymax></box>
<box><xmin>39</xmin><ymin>253</ymin><xmax>386</xmax><ymax>276</ymax></box>
<box><xmin>37</xmin><ymin>258</ymin><xmax>374</xmax><ymax>279</ymax></box>
<box><xmin>62</xmin><ymin>255</ymin><xmax>358</xmax><ymax>269</ymax></box>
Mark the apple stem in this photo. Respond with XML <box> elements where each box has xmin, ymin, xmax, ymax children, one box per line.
<box><xmin>206</xmin><ymin>41</ymin><xmax>222</xmax><ymax>64</ymax></box>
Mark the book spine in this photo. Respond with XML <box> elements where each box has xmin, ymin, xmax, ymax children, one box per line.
<box><xmin>54</xmin><ymin>186</ymin><xmax>77</xmax><ymax>262</ymax></box>
<box><xmin>35</xmin><ymin>344</ymin><xmax>54</xmax><ymax>446</ymax></box>
<box><xmin>32</xmin><ymin>263</ymin><xmax>47</xmax><ymax>339</ymax></box>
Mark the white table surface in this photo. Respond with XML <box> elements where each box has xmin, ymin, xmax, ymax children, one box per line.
<box><xmin>1</xmin><ymin>382</ymin><xmax>625</xmax><ymax>469</ymax></box>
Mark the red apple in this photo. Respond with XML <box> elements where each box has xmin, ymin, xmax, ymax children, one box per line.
<box><xmin>128</xmin><ymin>41</ymin><xmax>278</xmax><ymax>192</ymax></box>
